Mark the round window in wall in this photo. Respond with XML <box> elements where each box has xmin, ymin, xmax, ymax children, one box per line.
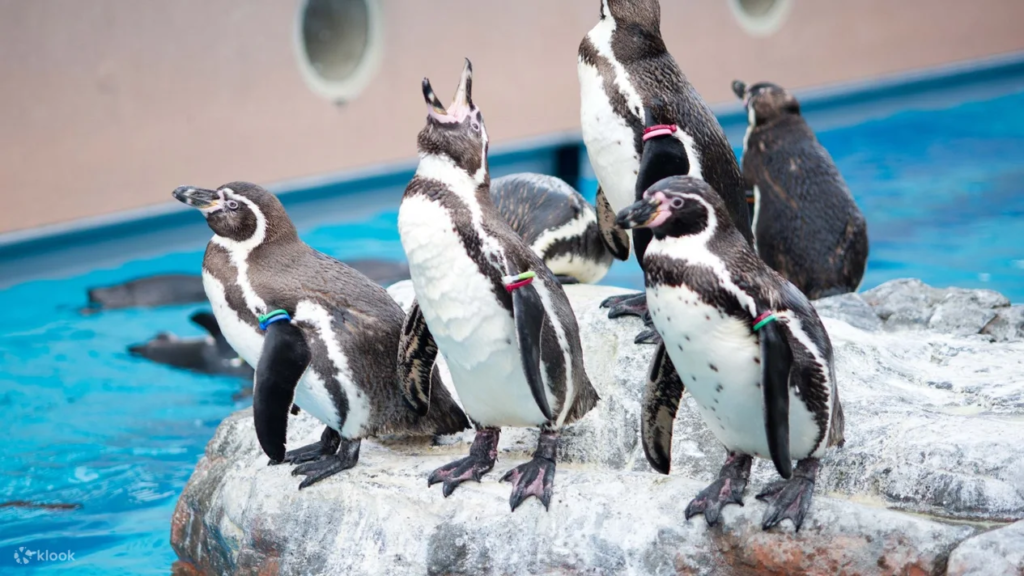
<box><xmin>728</xmin><ymin>0</ymin><xmax>793</xmax><ymax>37</ymax></box>
<box><xmin>295</xmin><ymin>0</ymin><xmax>383</xmax><ymax>103</ymax></box>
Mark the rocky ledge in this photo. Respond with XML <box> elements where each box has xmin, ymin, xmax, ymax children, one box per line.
<box><xmin>171</xmin><ymin>279</ymin><xmax>1024</xmax><ymax>576</ymax></box>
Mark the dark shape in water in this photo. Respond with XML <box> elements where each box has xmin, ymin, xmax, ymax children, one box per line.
<box><xmin>81</xmin><ymin>260</ymin><xmax>410</xmax><ymax>314</ymax></box>
<box><xmin>82</xmin><ymin>274</ymin><xmax>206</xmax><ymax>313</ymax></box>
<box><xmin>0</xmin><ymin>500</ymin><xmax>83</xmax><ymax>511</ymax></box>
<box><xmin>128</xmin><ymin>311</ymin><xmax>254</xmax><ymax>379</ymax></box>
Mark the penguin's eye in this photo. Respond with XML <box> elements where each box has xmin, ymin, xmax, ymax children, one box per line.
<box><xmin>670</xmin><ymin>197</ymin><xmax>685</xmax><ymax>209</ymax></box>
<box><xmin>226</xmin><ymin>200</ymin><xmax>239</xmax><ymax>211</ymax></box>
<box><xmin>471</xmin><ymin>121</ymin><xmax>481</xmax><ymax>133</ymax></box>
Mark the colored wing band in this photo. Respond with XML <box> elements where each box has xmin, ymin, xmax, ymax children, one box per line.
<box><xmin>502</xmin><ymin>271</ymin><xmax>536</xmax><ymax>292</ymax></box>
<box><xmin>752</xmin><ymin>311</ymin><xmax>778</xmax><ymax>332</ymax></box>
<box><xmin>642</xmin><ymin>124</ymin><xmax>678</xmax><ymax>141</ymax></box>
<box><xmin>258</xmin><ymin>309</ymin><xmax>292</xmax><ymax>330</ymax></box>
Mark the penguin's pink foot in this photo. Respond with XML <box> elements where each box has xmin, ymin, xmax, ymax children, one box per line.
<box><xmin>685</xmin><ymin>453</ymin><xmax>752</xmax><ymax>526</ymax></box>
<box><xmin>500</xmin><ymin>430</ymin><xmax>559</xmax><ymax>511</ymax></box>
<box><xmin>757</xmin><ymin>458</ymin><xmax>819</xmax><ymax>531</ymax></box>
<box><xmin>427</xmin><ymin>428</ymin><xmax>499</xmax><ymax>498</ymax></box>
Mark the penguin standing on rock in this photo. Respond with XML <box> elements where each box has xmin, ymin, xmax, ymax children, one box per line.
<box><xmin>578</xmin><ymin>0</ymin><xmax>754</xmax><ymax>343</ymax></box>
<box><xmin>172</xmin><ymin>182</ymin><xmax>469</xmax><ymax>489</ymax></box>
<box><xmin>733</xmin><ymin>80</ymin><xmax>869</xmax><ymax>299</ymax></box>
<box><xmin>616</xmin><ymin>176</ymin><xmax>844</xmax><ymax>531</ymax></box>
<box><xmin>490</xmin><ymin>173</ymin><xmax>630</xmax><ymax>284</ymax></box>
<box><xmin>397</xmin><ymin>59</ymin><xmax>599</xmax><ymax>511</ymax></box>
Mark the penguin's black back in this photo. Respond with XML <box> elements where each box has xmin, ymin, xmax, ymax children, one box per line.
<box><xmin>744</xmin><ymin>116</ymin><xmax>869</xmax><ymax>299</ymax></box>
<box><xmin>586</xmin><ymin>29</ymin><xmax>752</xmax><ymax>243</ymax></box>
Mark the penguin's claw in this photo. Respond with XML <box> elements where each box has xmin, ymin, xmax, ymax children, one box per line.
<box><xmin>554</xmin><ymin>275</ymin><xmax>580</xmax><ymax>285</ymax></box>
<box><xmin>427</xmin><ymin>428</ymin><xmax>500</xmax><ymax>498</ymax></box>
<box><xmin>289</xmin><ymin>437</ymin><xmax>360</xmax><ymax>490</ymax></box>
<box><xmin>634</xmin><ymin>326</ymin><xmax>662</xmax><ymax>345</ymax></box>
<box><xmin>602</xmin><ymin>292</ymin><xmax>648</xmax><ymax>319</ymax></box>
<box><xmin>282</xmin><ymin>427</ymin><xmax>342</xmax><ymax>464</ymax></box>
<box><xmin>684</xmin><ymin>476</ymin><xmax>748</xmax><ymax>526</ymax></box>
<box><xmin>427</xmin><ymin>454</ymin><xmax>496</xmax><ymax>497</ymax></box>
<box><xmin>291</xmin><ymin>455</ymin><xmax>357</xmax><ymax>489</ymax></box>
<box><xmin>756</xmin><ymin>458</ymin><xmax>819</xmax><ymax>531</ymax></box>
<box><xmin>501</xmin><ymin>456</ymin><xmax>556</xmax><ymax>511</ymax></box>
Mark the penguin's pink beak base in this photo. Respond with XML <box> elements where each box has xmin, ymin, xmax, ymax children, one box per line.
<box><xmin>421</xmin><ymin>58</ymin><xmax>474</xmax><ymax>123</ymax></box>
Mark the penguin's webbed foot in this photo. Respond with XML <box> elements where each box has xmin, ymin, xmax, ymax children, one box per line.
<box><xmin>756</xmin><ymin>458</ymin><xmax>819</xmax><ymax>531</ymax></box>
<box><xmin>291</xmin><ymin>437</ymin><xmax>360</xmax><ymax>490</ymax></box>
<box><xmin>500</xmin><ymin>430</ymin><xmax>558</xmax><ymax>511</ymax></box>
<box><xmin>685</xmin><ymin>453</ymin><xmax>752</xmax><ymax>526</ymax></box>
<box><xmin>427</xmin><ymin>428</ymin><xmax>499</xmax><ymax>498</ymax></box>
<box><xmin>278</xmin><ymin>426</ymin><xmax>342</xmax><ymax>465</ymax></box>
<box><xmin>633</xmin><ymin>311</ymin><xmax>663</xmax><ymax>345</ymax></box>
<box><xmin>554</xmin><ymin>275</ymin><xmax>580</xmax><ymax>285</ymax></box>
<box><xmin>600</xmin><ymin>292</ymin><xmax>647</xmax><ymax>319</ymax></box>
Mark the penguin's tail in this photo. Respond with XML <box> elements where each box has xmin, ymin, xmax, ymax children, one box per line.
<box><xmin>419</xmin><ymin>368</ymin><xmax>472</xmax><ymax>435</ymax></box>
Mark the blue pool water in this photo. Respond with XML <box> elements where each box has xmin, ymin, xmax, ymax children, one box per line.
<box><xmin>1</xmin><ymin>87</ymin><xmax>1023</xmax><ymax>573</ymax></box>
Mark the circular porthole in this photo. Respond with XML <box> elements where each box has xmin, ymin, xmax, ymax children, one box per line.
<box><xmin>728</xmin><ymin>0</ymin><xmax>793</xmax><ymax>37</ymax></box>
<box><xmin>294</xmin><ymin>0</ymin><xmax>383</xmax><ymax>104</ymax></box>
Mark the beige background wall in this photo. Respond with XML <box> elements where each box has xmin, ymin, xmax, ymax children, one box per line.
<box><xmin>1</xmin><ymin>0</ymin><xmax>1023</xmax><ymax>234</ymax></box>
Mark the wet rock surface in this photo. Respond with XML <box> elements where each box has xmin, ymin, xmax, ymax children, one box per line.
<box><xmin>172</xmin><ymin>280</ymin><xmax>1024</xmax><ymax>575</ymax></box>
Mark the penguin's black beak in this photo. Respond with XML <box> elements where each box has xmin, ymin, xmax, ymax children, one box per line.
<box><xmin>422</xmin><ymin>78</ymin><xmax>448</xmax><ymax>116</ymax></box>
<box><xmin>616</xmin><ymin>196</ymin><xmax>661</xmax><ymax>230</ymax></box>
<box><xmin>173</xmin><ymin>186</ymin><xmax>220</xmax><ymax>211</ymax></box>
<box><xmin>732</xmin><ymin>80</ymin><xmax>747</xmax><ymax>101</ymax></box>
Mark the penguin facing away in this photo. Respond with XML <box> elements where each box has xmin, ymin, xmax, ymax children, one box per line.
<box><xmin>397</xmin><ymin>59</ymin><xmax>599</xmax><ymax>511</ymax></box>
<box><xmin>172</xmin><ymin>182</ymin><xmax>470</xmax><ymax>489</ymax></box>
<box><xmin>733</xmin><ymin>80</ymin><xmax>869</xmax><ymax>300</ymax></box>
<box><xmin>490</xmin><ymin>172</ymin><xmax>629</xmax><ymax>284</ymax></box>
<box><xmin>577</xmin><ymin>0</ymin><xmax>753</xmax><ymax>343</ymax></box>
<box><xmin>616</xmin><ymin>175</ymin><xmax>844</xmax><ymax>531</ymax></box>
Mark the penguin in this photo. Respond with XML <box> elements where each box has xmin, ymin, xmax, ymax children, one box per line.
<box><xmin>489</xmin><ymin>172</ymin><xmax>629</xmax><ymax>284</ymax></box>
<box><xmin>82</xmin><ymin>274</ymin><xmax>206</xmax><ymax>314</ymax></box>
<box><xmin>397</xmin><ymin>59</ymin><xmax>599</xmax><ymax>511</ymax></box>
<box><xmin>577</xmin><ymin>0</ymin><xmax>754</xmax><ymax>343</ymax></box>
<box><xmin>732</xmin><ymin>80</ymin><xmax>869</xmax><ymax>300</ymax></box>
<box><xmin>172</xmin><ymin>182</ymin><xmax>470</xmax><ymax>489</ymax></box>
<box><xmin>128</xmin><ymin>311</ymin><xmax>254</xmax><ymax>379</ymax></box>
<box><xmin>616</xmin><ymin>175</ymin><xmax>844</xmax><ymax>531</ymax></box>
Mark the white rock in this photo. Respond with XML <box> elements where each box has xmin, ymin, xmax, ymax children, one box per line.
<box><xmin>172</xmin><ymin>281</ymin><xmax>1024</xmax><ymax>575</ymax></box>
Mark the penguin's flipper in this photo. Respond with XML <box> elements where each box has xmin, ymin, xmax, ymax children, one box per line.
<box><xmin>510</xmin><ymin>275</ymin><xmax>554</xmax><ymax>422</ymax></box>
<box><xmin>641</xmin><ymin>342</ymin><xmax>686</xmax><ymax>474</ymax></box>
<box><xmin>254</xmin><ymin>319</ymin><xmax>311</xmax><ymax>464</ymax></box>
<box><xmin>397</xmin><ymin>300</ymin><xmax>436</xmax><ymax>416</ymax></box>
<box><xmin>760</xmin><ymin>318</ymin><xmax>793</xmax><ymax>479</ymax></box>
<box><xmin>595</xmin><ymin>186</ymin><xmax>630</xmax><ymax>261</ymax></box>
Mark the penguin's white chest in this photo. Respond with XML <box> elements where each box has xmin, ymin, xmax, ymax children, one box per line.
<box><xmin>202</xmin><ymin>271</ymin><xmax>359</xmax><ymax>435</ymax></box>
<box><xmin>578</xmin><ymin>58</ymin><xmax>641</xmax><ymax>214</ymax></box>
<box><xmin>398</xmin><ymin>196</ymin><xmax>549</xmax><ymax>427</ymax></box>
<box><xmin>647</xmin><ymin>284</ymin><xmax>823</xmax><ymax>460</ymax></box>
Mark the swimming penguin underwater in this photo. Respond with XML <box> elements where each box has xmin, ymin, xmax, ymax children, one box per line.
<box><xmin>127</xmin><ymin>311</ymin><xmax>253</xmax><ymax>379</ymax></box>
<box><xmin>490</xmin><ymin>173</ymin><xmax>629</xmax><ymax>284</ymax></box>
<box><xmin>617</xmin><ymin>175</ymin><xmax>844</xmax><ymax>531</ymax></box>
<box><xmin>578</xmin><ymin>0</ymin><xmax>753</xmax><ymax>343</ymax></box>
<box><xmin>397</xmin><ymin>59</ymin><xmax>599</xmax><ymax>511</ymax></box>
<box><xmin>172</xmin><ymin>182</ymin><xmax>470</xmax><ymax>489</ymax></box>
<box><xmin>733</xmin><ymin>80</ymin><xmax>869</xmax><ymax>299</ymax></box>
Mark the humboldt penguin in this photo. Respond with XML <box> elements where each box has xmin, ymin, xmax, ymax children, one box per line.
<box><xmin>733</xmin><ymin>80</ymin><xmax>869</xmax><ymax>299</ymax></box>
<box><xmin>397</xmin><ymin>59</ymin><xmax>599</xmax><ymax>511</ymax></box>
<box><xmin>172</xmin><ymin>182</ymin><xmax>469</xmax><ymax>489</ymax></box>
<box><xmin>490</xmin><ymin>172</ymin><xmax>629</xmax><ymax>284</ymax></box>
<box><xmin>82</xmin><ymin>274</ymin><xmax>206</xmax><ymax>314</ymax></box>
<box><xmin>578</xmin><ymin>0</ymin><xmax>753</xmax><ymax>343</ymax></box>
<box><xmin>617</xmin><ymin>175</ymin><xmax>844</xmax><ymax>531</ymax></box>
